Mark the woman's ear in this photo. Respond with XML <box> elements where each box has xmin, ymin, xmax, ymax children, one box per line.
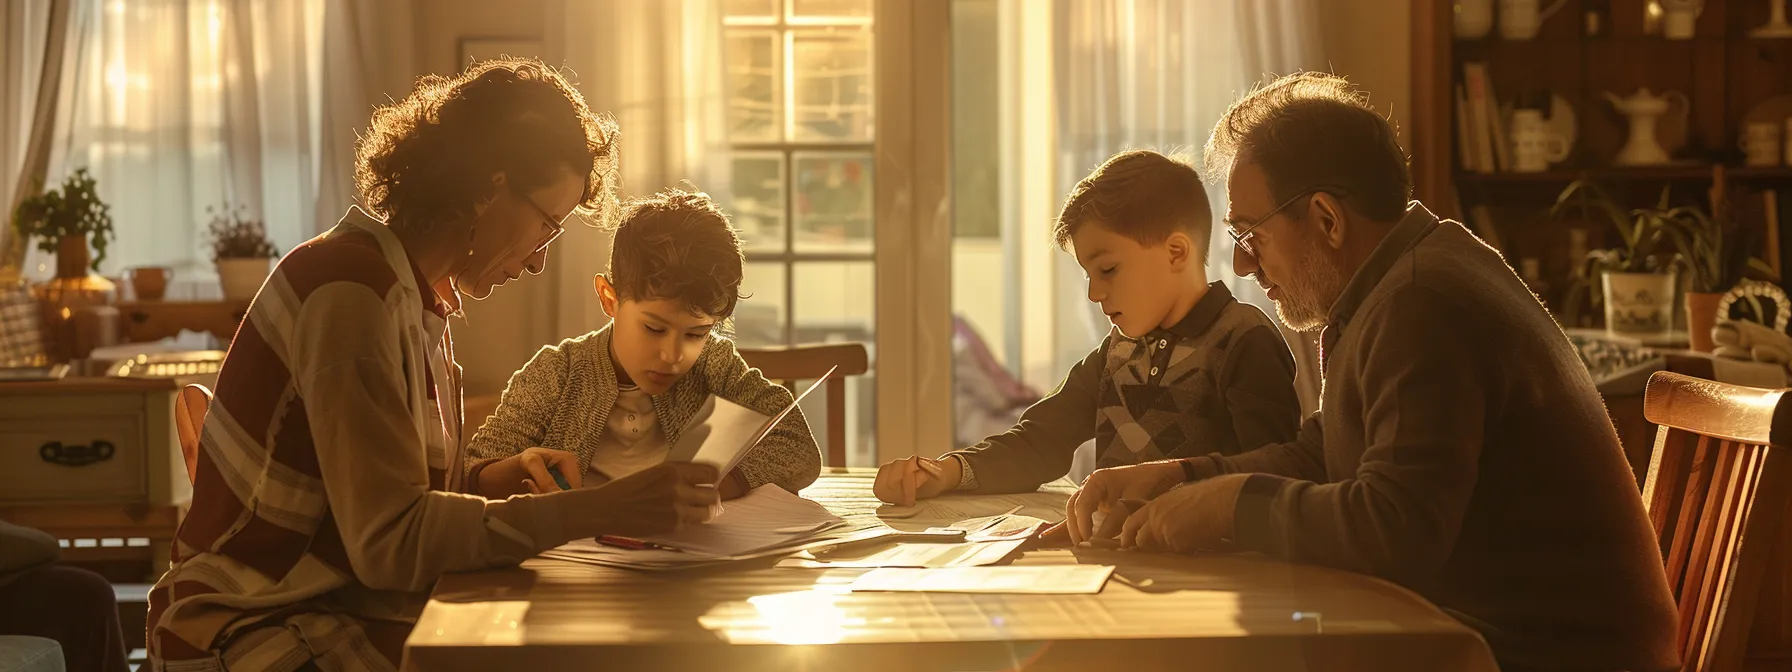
<box><xmin>594</xmin><ymin>273</ymin><xmax>619</xmax><ymax>318</ymax></box>
<box><xmin>472</xmin><ymin>172</ymin><xmax>507</xmax><ymax>219</ymax></box>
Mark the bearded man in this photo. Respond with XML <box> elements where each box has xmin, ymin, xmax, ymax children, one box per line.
<box><xmin>1064</xmin><ymin>72</ymin><xmax>1680</xmax><ymax>672</ymax></box>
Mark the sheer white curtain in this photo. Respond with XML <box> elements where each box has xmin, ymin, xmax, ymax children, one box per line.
<box><xmin>1032</xmin><ymin>0</ymin><xmax>1324</xmax><ymax>479</ymax></box>
<box><xmin>2</xmin><ymin>0</ymin><xmax>73</xmax><ymax>278</ymax></box>
<box><xmin>35</xmin><ymin>0</ymin><xmax>324</xmax><ymax>293</ymax></box>
<box><xmin>1049</xmin><ymin>0</ymin><xmax>1325</xmax><ymax>413</ymax></box>
<box><xmin>315</xmin><ymin>0</ymin><xmax>413</xmax><ymax>234</ymax></box>
<box><xmin>546</xmin><ymin>0</ymin><xmax>729</xmax><ymax>339</ymax></box>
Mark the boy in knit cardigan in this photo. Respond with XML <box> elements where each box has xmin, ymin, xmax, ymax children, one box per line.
<box><xmin>467</xmin><ymin>189</ymin><xmax>822</xmax><ymax>499</ymax></box>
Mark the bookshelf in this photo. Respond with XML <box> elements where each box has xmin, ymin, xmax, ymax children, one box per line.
<box><xmin>1412</xmin><ymin>0</ymin><xmax>1792</xmax><ymax>325</ymax></box>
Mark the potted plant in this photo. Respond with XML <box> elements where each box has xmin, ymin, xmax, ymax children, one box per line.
<box><xmin>206</xmin><ymin>205</ymin><xmax>279</xmax><ymax>301</ymax></box>
<box><xmin>10</xmin><ymin>168</ymin><xmax>116</xmax><ymax>363</ymax></box>
<box><xmin>1554</xmin><ymin>181</ymin><xmax>1775</xmax><ymax>346</ymax></box>
<box><xmin>12</xmin><ymin>168</ymin><xmax>114</xmax><ymax>280</ymax></box>
<box><xmin>1552</xmin><ymin>181</ymin><xmax>1686</xmax><ymax>339</ymax></box>
<box><xmin>1655</xmin><ymin>190</ymin><xmax>1776</xmax><ymax>351</ymax></box>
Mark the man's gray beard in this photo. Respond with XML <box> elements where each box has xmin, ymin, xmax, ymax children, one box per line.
<box><xmin>1269</xmin><ymin>236</ymin><xmax>1344</xmax><ymax>332</ymax></box>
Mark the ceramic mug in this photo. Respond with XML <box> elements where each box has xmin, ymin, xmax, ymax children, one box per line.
<box><xmin>1455</xmin><ymin>0</ymin><xmax>1495</xmax><ymax>39</ymax></box>
<box><xmin>1662</xmin><ymin>0</ymin><xmax>1701</xmax><ymax>39</ymax></box>
<box><xmin>1511</xmin><ymin>109</ymin><xmax>1571</xmax><ymax>172</ymax></box>
<box><xmin>1741</xmin><ymin>122</ymin><xmax>1782</xmax><ymax>167</ymax></box>
<box><xmin>129</xmin><ymin>266</ymin><xmax>172</xmax><ymax>300</ymax></box>
<box><xmin>1500</xmin><ymin>0</ymin><xmax>1569</xmax><ymax>40</ymax></box>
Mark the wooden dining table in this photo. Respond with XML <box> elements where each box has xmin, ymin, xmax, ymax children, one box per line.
<box><xmin>404</xmin><ymin>469</ymin><xmax>1498</xmax><ymax>671</ymax></box>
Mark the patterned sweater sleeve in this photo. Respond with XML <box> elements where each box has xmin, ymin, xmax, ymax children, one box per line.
<box><xmin>464</xmin><ymin>343</ymin><xmax>570</xmax><ymax>470</ymax></box>
<box><xmin>702</xmin><ymin>338</ymin><xmax>823</xmax><ymax>493</ymax></box>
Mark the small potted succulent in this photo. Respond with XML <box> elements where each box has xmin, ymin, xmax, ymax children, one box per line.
<box><xmin>206</xmin><ymin>205</ymin><xmax>279</xmax><ymax>301</ymax></box>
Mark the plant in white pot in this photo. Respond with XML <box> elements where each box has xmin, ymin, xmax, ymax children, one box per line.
<box><xmin>1552</xmin><ymin>181</ymin><xmax>1689</xmax><ymax>339</ymax></box>
<box><xmin>206</xmin><ymin>206</ymin><xmax>279</xmax><ymax>301</ymax></box>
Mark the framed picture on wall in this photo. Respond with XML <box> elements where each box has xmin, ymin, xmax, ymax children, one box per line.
<box><xmin>457</xmin><ymin>38</ymin><xmax>543</xmax><ymax>70</ymax></box>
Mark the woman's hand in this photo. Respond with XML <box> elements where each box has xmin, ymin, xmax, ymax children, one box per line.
<box><xmin>478</xmin><ymin>447</ymin><xmax>582</xmax><ymax>498</ymax></box>
<box><xmin>583</xmin><ymin>462</ymin><xmax>722</xmax><ymax>537</ymax></box>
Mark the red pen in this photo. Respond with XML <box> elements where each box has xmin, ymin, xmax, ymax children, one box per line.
<box><xmin>597</xmin><ymin>535</ymin><xmax>683</xmax><ymax>552</ymax></box>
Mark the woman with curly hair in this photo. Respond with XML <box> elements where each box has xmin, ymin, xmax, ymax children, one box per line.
<box><xmin>146</xmin><ymin>58</ymin><xmax>722</xmax><ymax>671</ymax></box>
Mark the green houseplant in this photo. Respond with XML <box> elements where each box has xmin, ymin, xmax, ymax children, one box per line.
<box><xmin>206</xmin><ymin>205</ymin><xmax>279</xmax><ymax>301</ymax></box>
<box><xmin>1553</xmin><ymin>180</ymin><xmax>1774</xmax><ymax>347</ymax></box>
<box><xmin>12</xmin><ymin>168</ymin><xmax>114</xmax><ymax>277</ymax></box>
<box><xmin>9</xmin><ymin>168</ymin><xmax>116</xmax><ymax>363</ymax></box>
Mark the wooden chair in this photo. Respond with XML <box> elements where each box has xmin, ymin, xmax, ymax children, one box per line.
<box><xmin>174</xmin><ymin>383</ymin><xmax>212</xmax><ymax>484</ymax></box>
<box><xmin>1641</xmin><ymin>371</ymin><xmax>1792</xmax><ymax>672</ymax></box>
<box><xmin>739</xmin><ymin>343</ymin><xmax>869</xmax><ymax>467</ymax></box>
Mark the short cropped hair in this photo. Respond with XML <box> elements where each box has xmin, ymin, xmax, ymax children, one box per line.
<box><xmin>606</xmin><ymin>189</ymin><xmax>746</xmax><ymax>319</ymax></box>
<box><xmin>355</xmin><ymin>57</ymin><xmax>620</xmax><ymax>232</ymax></box>
<box><xmin>1053</xmin><ymin>150</ymin><xmax>1212</xmax><ymax>262</ymax></box>
<box><xmin>1204</xmin><ymin>72</ymin><xmax>1410</xmax><ymax>222</ymax></box>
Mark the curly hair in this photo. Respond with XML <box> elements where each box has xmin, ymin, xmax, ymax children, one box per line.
<box><xmin>1204</xmin><ymin>72</ymin><xmax>1410</xmax><ymax>222</ymax></box>
<box><xmin>354</xmin><ymin>57</ymin><xmax>620</xmax><ymax>232</ymax></box>
<box><xmin>1053</xmin><ymin>150</ymin><xmax>1211</xmax><ymax>260</ymax></box>
<box><xmin>606</xmin><ymin>188</ymin><xmax>746</xmax><ymax>319</ymax></box>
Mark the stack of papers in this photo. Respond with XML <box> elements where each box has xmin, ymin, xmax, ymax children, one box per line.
<box><xmin>540</xmin><ymin>485</ymin><xmax>854</xmax><ymax>571</ymax></box>
<box><xmin>634</xmin><ymin>484</ymin><xmax>845</xmax><ymax>555</ymax></box>
<box><xmin>848</xmin><ymin>565</ymin><xmax>1116</xmax><ymax>594</ymax></box>
<box><xmin>878</xmin><ymin>491</ymin><xmax>1069</xmax><ymax>530</ymax></box>
<box><xmin>780</xmin><ymin>537</ymin><xmax>1028</xmax><ymax>569</ymax></box>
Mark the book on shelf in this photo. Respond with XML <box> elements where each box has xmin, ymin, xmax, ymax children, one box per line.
<box><xmin>1455</xmin><ymin>84</ymin><xmax>1475</xmax><ymax>172</ymax></box>
<box><xmin>1460</xmin><ymin>62</ymin><xmax>1499</xmax><ymax>174</ymax></box>
<box><xmin>1485</xmin><ymin>77</ymin><xmax>1511</xmax><ymax>172</ymax></box>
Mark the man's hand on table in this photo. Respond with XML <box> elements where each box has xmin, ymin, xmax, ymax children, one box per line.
<box><xmin>1067</xmin><ymin>460</ymin><xmax>1202</xmax><ymax>544</ymax></box>
<box><xmin>872</xmin><ymin>455</ymin><xmax>961</xmax><ymax>506</ymax></box>
<box><xmin>1119</xmin><ymin>473</ymin><xmax>1249</xmax><ymax>553</ymax></box>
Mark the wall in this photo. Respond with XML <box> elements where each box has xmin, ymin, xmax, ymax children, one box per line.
<box><xmin>1319</xmin><ymin>0</ymin><xmax>1413</xmax><ymax>150</ymax></box>
<box><xmin>413</xmin><ymin>0</ymin><xmax>556</xmax><ymax>396</ymax></box>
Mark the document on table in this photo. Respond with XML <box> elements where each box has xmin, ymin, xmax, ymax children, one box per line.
<box><xmin>633</xmin><ymin>484</ymin><xmax>845</xmax><ymax>556</ymax></box>
<box><xmin>877</xmin><ymin>490</ymin><xmax>1070</xmax><ymax>528</ymax></box>
<box><xmin>848</xmin><ymin>565</ymin><xmax>1117</xmax><ymax>594</ymax></box>
<box><xmin>780</xmin><ymin>537</ymin><xmax>1027</xmax><ymax>569</ymax></box>
<box><xmin>666</xmin><ymin>370</ymin><xmax>834</xmax><ymax>476</ymax></box>
<box><xmin>540</xmin><ymin>485</ymin><xmax>852</xmax><ymax>570</ymax></box>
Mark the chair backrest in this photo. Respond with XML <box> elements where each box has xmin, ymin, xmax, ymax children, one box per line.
<box><xmin>174</xmin><ymin>383</ymin><xmax>213</xmax><ymax>485</ymax></box>
<box><xmin>1642</xmin><ymin>371</ymin><xmax>1792</xmax><ymax>672</ymax></box>
<box><xmin>738</xmin><ymin>343</ymin><xmax>869</xmax><ymax>468</ymax></box>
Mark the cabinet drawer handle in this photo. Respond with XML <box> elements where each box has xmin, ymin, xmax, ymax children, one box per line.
<box><xmin>39</xmin><ymin>440</ymin><xmax>117</xmax><ymax>467</ymax></box>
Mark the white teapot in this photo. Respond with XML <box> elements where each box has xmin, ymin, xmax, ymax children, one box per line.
<box><xmin>1604</xmin><ymin>88</ymin><xmax>1688</xmax><ymax>166</ymax></box>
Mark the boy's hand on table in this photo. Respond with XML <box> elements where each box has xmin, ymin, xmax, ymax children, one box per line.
<box><xmin>584</xmin><ymin>462</ymin><xmax>722</xmax><ymax>537</ymax></box>
<box><xmin>1067</xmin><ymin>461</ymin><xmax>1199</xmax><ymax>544</ymax></box>
<box><xmin>480</xmin><ymin>447</ymin><xmax>583</xmax><ymax>497</ymax></box>
<box><xmin>872</xmin><ymin>456</ymin><xmax>961</xmax><ymax>506</ymax></box>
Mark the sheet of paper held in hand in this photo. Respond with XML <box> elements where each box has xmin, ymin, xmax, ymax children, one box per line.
<box><xmin>848</xmin><ymin>565</ymin><xmax>1117</xmax><ymax>594</ymax></box>
<box><xmin>665</xmin><ymin>367</ymin><xmax>836</xmax><ymax>476</ymax></box>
